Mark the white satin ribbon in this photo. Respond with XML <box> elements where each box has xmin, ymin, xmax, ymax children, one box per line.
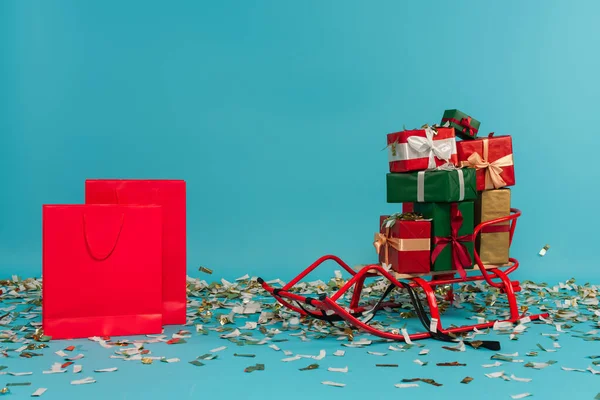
<box><xmin>416</xmin><ymin>165</ymin><xmax>465</xmax><ymax>202</ymax></box>
<box><xmin>406</xmin><ymin>127</ymin><xmax>454</xmax><ymax>169</ymax></box>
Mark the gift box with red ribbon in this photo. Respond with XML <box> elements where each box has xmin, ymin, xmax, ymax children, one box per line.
<box><xmin>387</xmin><ymin>126</ymin><xmax>458</xmax><ymax>173</ymax></box>
<box><xmin>456</xmin><ymin>133</ymin><xmax>515</xmax><ymax>191</ymax></box>
<box><xmin>374</xmin><ymin>214</ymin><xmax>431</xmax><ymax>274</ymax></box>
<box><xmin>441</xmin><ymin>109</ymin><xmax>480</xmax><ymax>140</ymax></box>
<box><xmin>476</xmin><ymin>188</ymin><xmax>511</xmax><ymax>265</ymax></box>
<box><xmin>413</xmin><ymin>202</ymin><xmax>475</xmax><ymax>279</ymax></box>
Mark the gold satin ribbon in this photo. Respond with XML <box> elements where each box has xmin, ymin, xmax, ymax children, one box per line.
<box><xmin>461</xmin><ymin>138</ymin><xmax>513</xmax><ymax>189</ymax></box>
<box><xmin>374</xmin><ymin>231</ymin><xmax>431</xmax><ymax>265</ymax></box>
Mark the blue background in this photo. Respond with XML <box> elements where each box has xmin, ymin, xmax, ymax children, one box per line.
<box><xmin>2</xmin><ymin>0</ymin><xmax>599</xmax><ymax>283</ymax></box>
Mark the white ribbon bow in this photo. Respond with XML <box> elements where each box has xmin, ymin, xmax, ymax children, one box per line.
<box><xmin>407</xmin><ymin>127</ymin><xmax>453</xmax><ymax>169</ymax></box>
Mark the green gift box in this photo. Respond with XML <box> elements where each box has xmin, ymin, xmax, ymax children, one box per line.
<box><xmin>386</xmin><ymin>168</ymin><xmax>477</xmax><ymax>203</ymax></box>
<box><xmin>441</xmin><ymin>109</ymin><xmax>480</xmax><ymax>140</ymax></box>
<box><xmin>413</xmin><ymin>201</ymin><xmax>475</xmax><ymax>275</ymax></box>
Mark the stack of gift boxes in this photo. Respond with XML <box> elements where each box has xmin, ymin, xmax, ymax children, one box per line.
<box><xmin>375</xmin><ymin>110</ymin><xmax>515</xmax><ymax>279</ymax></box>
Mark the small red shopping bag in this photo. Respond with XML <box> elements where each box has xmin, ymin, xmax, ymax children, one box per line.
<box><xmin>42</xmin><ymin>205</ymin><xmax>163</xmax><ymax>339</ymax></box>
<box><xmin>85</xmin><ymin>179</ymin><xmax>186</xmax><ymax>325</ymax></box>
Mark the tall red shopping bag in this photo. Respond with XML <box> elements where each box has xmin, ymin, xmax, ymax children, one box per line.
<box><xmin>42</xmin><ymin>205</ymin><xmax>163</xmax><ymax>339</ymax></box>
<box><xmin>85</xmin><ymin>179</ymin><xmax>186</xmax><ymax>325</ymax></box>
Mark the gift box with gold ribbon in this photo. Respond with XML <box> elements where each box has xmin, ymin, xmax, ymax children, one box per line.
<box><xmin>476</xmin><ymin>188</ymin><xmax>511</xmax><ymax>265</ymax></box>
<box><xmin>413</xmin><ymin>202</ymin><xmax>475</xmax><ymax>279</ymax></box>
<box><xmin>374</xmin><ymin>213</ymin><xmax>431</xmax><ymax>274</ymax></box>
<box><xmin>457</xmin><ymin>133</ymin><xmax>515</xmax><ymax>191</ymax></box>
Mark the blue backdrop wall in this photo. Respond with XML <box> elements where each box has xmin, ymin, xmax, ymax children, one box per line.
<box><xmin>1</xmin><ymin>0</ymin><xmax>599</xmax><ymax>282</ymax></box>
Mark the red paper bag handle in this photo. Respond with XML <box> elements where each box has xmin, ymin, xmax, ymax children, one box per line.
<box><xmin>113</xmin><ymin>187</ymin><xmax>160</xmax><ymax>204</ymax></box>
<box><xmin>82</xmin><ymin>213</ymin><xmax>125</xmax><ymax>261</ymax></box>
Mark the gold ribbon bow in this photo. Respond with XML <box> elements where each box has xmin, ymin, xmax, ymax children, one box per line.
<box><xmin>463</xmin><ymin>138</ymin><xmax>513</xmax><ymax>189</ymax></box>
<box><xmin>373</xmin><ymin>230</ymin><xmax>431</xmax><ymax>265</ymax></box>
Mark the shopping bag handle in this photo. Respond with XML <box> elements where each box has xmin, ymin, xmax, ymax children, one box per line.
<box><xmin>83</xmin><ymin>213</ymin><xmax>125</xmax><ymax>261</ymax></box>
<box><xmin>113</xmin><ymin>187</ymin><xmax>160</xmax><ymax>204</ymax></box>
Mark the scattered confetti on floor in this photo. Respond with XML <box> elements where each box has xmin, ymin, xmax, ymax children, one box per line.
<box><xmin>0</xmin><ymin>274</ymin><xmax>598</xmax><ymax>399</ymax></box>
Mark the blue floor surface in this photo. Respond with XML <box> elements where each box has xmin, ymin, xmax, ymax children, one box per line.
<box><xmin>1</xmin><ymin>277</ymin><xmax>599</xmax><ymax>400</ymax></box>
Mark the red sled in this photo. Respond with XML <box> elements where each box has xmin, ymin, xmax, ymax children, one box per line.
<box><xmin>259</xmin><ymin>208</ymin><xmax>548</xmax><ymax>343</ymax></box>
<box><xmin>85</xmin><ymin>179</ymin><xmax>187</xmax><ymax>325</ymax></box>
<box><xmin>43</xmin><ymin>205</ymin><xmax>163</xmax><ymax>339</ymax></box>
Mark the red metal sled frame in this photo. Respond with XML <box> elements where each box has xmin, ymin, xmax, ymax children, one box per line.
<box><xmin>260</xmin><ymin>208</ymin><xmax>549</xmax><ymax>341</ymax></box>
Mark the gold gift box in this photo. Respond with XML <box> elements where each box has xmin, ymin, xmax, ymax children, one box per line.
<box><xmin>475</xmin><ymin>189</ymin><xmax>511</xmax><ymax>265</ymax></box>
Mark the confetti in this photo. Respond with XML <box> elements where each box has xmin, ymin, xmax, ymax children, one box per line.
<box><xmin>244</xmin><ymin>364</ymin><xmax>264</xmax><ymax>373</ymax></box>
<box><xmin>437</xmin><ymin>362</ymin><xmax>466</xmax><ymax>367</ymax></box>
<box><xmin>511</xmin><ymin>394</ymin><xmax>532</xmax><ymax>399</ymax></box>
<box><xmin>299</xmin><ymin>364</ymin><xmax>319</xmax><ymax>371</ymax></box>
<box><xmin>234</xmin><ymin>354</ymin><xmax>256</xmax><ymax>358</ymax></box>
<box><xmin>71</xmin><ymin>377</ymin><xmax>96</xmax><ymax>385</ymax></box>
<box><xmin>333</xmin><ymin>350</ymin><xmax>345</xmax><ymax>357</ymax></box>
<box><xmin>73</xmin><ymin>365</ymin><xmax>82</xmax><ymax>374</ymax></box>
<box><xmin>321</xmin><ymin>381</ymin><xmax>345</xmax><ymax>388</ymax></box>
<box><xmin>94</xmin><ymin>368</ymin><xmax>118</xmax><ymax>373</ymax></box>
<box><xmin>210</xmin><ymin>346</ymin><xmax>227</xmax><ymax>353</ymax></box>
<box><xmin>461</xmin><ymin>376</ymin><xmax>473</xmax><ymax>384</ymax></box>
<box><xmin>376</xmin><ymin>364</ymin><xmax>398</xmax><ymax>368</ymax></box>
<box><xmin>55</xmin><ymin>350</ymin><xmax>68</xmax><ymax>357</ymax></box>
<box><xmin>510</xmin><ymin>374</ymin><xmax>532</xmax><ymax>382</ymax></box>
<box><xmin>401</xmin><ymin>378</ymin><xmax>442</xmax><ymax>387</ymax></box>
<box><xmin>419</xmin><ymin>349</ymin><xmax>430</xmax><ymax>356</ymax></box>
<box><xmin>31</xmin><ymin>388</ymin><xmax>47</xmax><ymax>397</ymax></box>
<box><xmin>282</xmin><ymin>355</ymin><xmax>301</xmax><ymax>362</ymax></box>
<box><xmin>395</xmin><ymin>384</ymin><xmax>419</xmax><ymax>388</ymax></box>
<box><xmin>367</xmin><ymin>352</ymin><xmax>387</xmax><ymax>356</ymax></box>
<box><xmin>538</xmin><ymin>244</ymin><xmax>550</xmax><ymax>256</ymax></box>
<box><xmin>189</xmin><ymin>360</ymin><xmax>205</xmax><ymax>367</ymax></box>
<box><xmin>198</xmin><ymin>266</ymin><xmax>213</xmax><ymax>274</ymax></box>
<box><xmin>413</xmin><ymin>359</ymin><xmax>428</xmax><ymax>366</ymax></box>
<box><xmin>485</xmin><ymin>371</ymin><xmax>505</xmax><ymax>378</ymax></box>
<box><xmin>8</xmin><ymin>372</ymin><xmax>33</xmax><ymax>376</ymax></box>
<box><xmin>328</xmin><ymin>366</ymin><xmax>348</xmax><ymax>373</ymax></box>
<box><xmin>524</xmin><ymin>361</ymin><xmax>556</xmax><ymax>369</ymax></box>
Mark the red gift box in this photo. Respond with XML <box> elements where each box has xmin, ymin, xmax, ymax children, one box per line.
<box><xmin>456</xmin><ymin>133</ymin><xmax>515</xmax><ymax>191</ymax></box>
<box><xmin>43</xmin><ymin>205</ymin><xmax>163</xmax><ymax>339</ymax></box>
<box><xmin>374</xmin><ymin>215</ymin><xmax>431</xmax><ymax>274</ymax></box>
<box><xmin>388</xmin><ymin>127</ymin><xmax>458</xmax><ymax>173</ymax></box>
<box><xmin>402</xmin><ymin>203</ymin><xmax>414</xmax><ymax>213</ymax></box>
<box><xmin>85</xmin><ymin>179</ymin><xmax>186</xmax><ymax>325</ymax></box>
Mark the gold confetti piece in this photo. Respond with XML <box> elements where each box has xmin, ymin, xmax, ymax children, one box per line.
<box><xmin>198</xmin><ymin>266</ymin><xmax>213</xmax><ymax>274</ymax></box>
<box><xmin>437</xmin><ymin>362</ymin><xmax>466</xmax><ymax>367</ymax></box>
<box><xmin>321</xmin><ymin>381</ymin><xmax>345</xmax><ymax>388</ymax></box>
<box><xmin>299</xmin><ymin>364</ymin><xmax>319</xmax><ymax>371</ymax></box>
<box><xmin>141</xmin><ymin>358</ymin><xmax>153</xmax><ymax>365</ymax></box>
<box><xmin>539</xmin><ymin>244</ymin><xmax>550</xmax><ymax>256</ymax></box>
<box><xmin>244</xmin><ymin>364</ymin><xmax>265</xmax><ymax>373</ymax></box>
<box><xmin>189</xmin><ymin>360</ymin><xmax>204</xmax><ymax>367</ymax></box>
<box><xmin>461</xmin><ymin>376</ymin><xmax>473</xmax><ymax>384</ymax></box>
<box><xmin>234</xmin><ymin>353</ymin><xmax>255</xmax><ymax>358</ymax></box>
<box><xmin>0</xmin><ymin>388</ymin><xmax>8</xmax><ymax>395</ymax></box>
<box><xmin>376</xmin><ymin>364</ymin><xmax>398</xmax><ymax>367</ymax></box>
<box><xmin>595</xmin><ymin>393</ymin><xmax>600</xmax><ymax>400</ymax></box>
<box><xmin>526</xmin><ymin>351</ymin><xmax>538</xmax><ymax>357</ymax></box>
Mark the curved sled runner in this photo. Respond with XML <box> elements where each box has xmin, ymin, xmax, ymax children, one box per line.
<box><xmin>259</xmin><ymin>208</ymin><xmax>549</xmax><ymax>342</ymax></box>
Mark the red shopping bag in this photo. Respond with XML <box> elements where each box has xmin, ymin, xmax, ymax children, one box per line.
<box><xmin>85</xmin><ymin>179</ymin><xmax>186</xmax><ymax>325</ymax></box>
<box><xmin>42</xmin><ymin>205</ymin><xmax>163</xmax><ymax>339</ymax></box>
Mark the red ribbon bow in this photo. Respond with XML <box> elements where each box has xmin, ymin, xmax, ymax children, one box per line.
<box><xmin>442</xmin><ymin>116</ymin><xmax>478</xmax><ymax>137</ymax></box>
<box><xmin>430</xmin><ymin>203</ymin><xmax>474</xmax><ymax>279</ymax></box>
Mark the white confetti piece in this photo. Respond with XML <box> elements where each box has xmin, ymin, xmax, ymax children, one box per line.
<box><xmin>587</xmin><ymin>366</ymin><xmax>600</xmax><ymax>375</ymax></box>
<box><xmin>281</xmin><ymin>355</ymin><xmax>301</xmax><ymax>362</ymax></box>
<box><xmin>519</xmin><ymin>316</ymin><xmax>531</xmax><ymax>324</ymax></box>
<box><xmin>555</xmin><ymin>324</ymin><xmax>564</xmax><ymax>332</ymax></box>
<box><xmin>269</xmin><ymin>344</ymin><xmax>281</xmax><ymax>351</ymax></box>
<box><xmin>314</xmin><ymin>350</ymin><xmax>326</xmax><ymax>360</ymax></box>
<box><xmin>493</xmin><ymin>321</ymin><xmax>513</xmax><ymax>330</ymax></box>
<box><xmin>334</xmin><ymin>350</ymin><xmax>345</xmax><ymax>357</ymax></box>
<box><xmin>413</xmin><ymin>359</ymin><xmax>426</xmax><ymax>366</ymax></box>
<box><xmin>242</xmin><ymin>321</ymin><xmax>257</xmax><ymax>330</ymax></box>
<box><xmin>395</xmin><ymin>383</ymin><xmax>419</xmax><ymax>388</ymax></box>
<box><xmin>8</xmin><ymin>371</ymin><xmax>33</xmax><ymax>376</ymax></box>
<box><xmin>67</xmin><ymin>354</ymin><xmax>84</xmax><ymax>361</ymax></box>
<box><xmin>55</xmin><ymin>350</ymin><xmax>68</xmax><ymax>357</ymax></box>
<box><xmin>513</xmin><ymin>324</ymin><xmax>528</xmax><ymax>333</ymax></box>
<box><xmin>321</xmin><ymin>381</ymin><xmax>345</xmax><ymax>388</ymax></box>
<box><xmin>485</xmin><ymin>371</ymin><xmax>505</xmax><ymax>378</ymax></box>
<box><xmin>43</xmin><ymin>362</ymin><xmax>67</xmax><ymax>374</ymax></box>
<box><xmin>499</xmin><ymin>352</ymin><xmax>518</xmax><ymax>357</ymax></box>
<box><xmin>163</xmin><ymin>358</ymin><xmax>180</xmax><ymax>363</ymax></box>
<box><xmin>367</xmin><ymin>351</ymin><xmax>387</xmax><ymax>356</ymax></box>
<box><xmin>210</xmin><ymin>346</ymin><xmax>227</xmax><ymax>353</ymax></box>
<box><xmin>388</xmin><ymin>345</ymin><xmax>405</xmax><ymax>352</ymax></box>
<box><xmin>419</xmin><ymin>349</ymin><xmax>430</xmax><ymax>356</ymax></box>
<box><xmin>328</xmin><ymin>366</ymin><xmax>348</xmax><ymax>373</ymax></box>
<box><xmin>31</xmin><ymin>388</ymin><xmax>47</xmax><ymax>397</ymax></box>
<box><xmin>94</xmin><ymin>367</ymin><xmax>118</xmax><ymax>373</ymax></box>
<box><xmin>334</xmin><ymin>270</ymin><xmax>343</xmax><ymax>279</ymax></box>
<box><xmin>482</xmin><ymin>362</ymin><xmax>503</xmax><ymax>368</ymax></box>
<box><xmin>553</xmin><ymin>342</ymin><xmax>561</xmax><ymax>349</ymax></box>
<box><xmin>511</xmin><ymin>393</ymin><xmax>532</xmax><ymax>399</ymax></box>
<box><xmin>401</xmin><ymin>328</ymin><xmax>413</xmax><ymax>344</ymax></box>
<box><xmin>71</xmin><ymin>377</ymin><xmax>96</xmax><ymax>385</ymax></box>
<box><xmin>430</xmin><ymin>317</ymin><xmax>438</xmax><ymax>333</ymax></box>
<box><xmin>510</xmin><ymin>374</ymin><xmax>532</xmax><ymax>382</ymax></box>
<box><xmin>220</xmin><ymin>329</ymin><xmax>240</xmax><ymax>339</ymax></box>
<box><xmin>561</xmin><ymin>366</ymin><xmax>586</xmax><ymax>372</ymax></box>
<box><xmin>283</xmin><ymin>350</ymin><xmax>293</xmax><ymax>356</ymax></box>
<box><xmin>15</xmin><ymin>345</ymin><xmax>28</xmax><ymax>353</ymax></box>
<box><xmin>73</xmin><ymin>365</ymin><xmax>82</xmax><ymax>374</ymax></box>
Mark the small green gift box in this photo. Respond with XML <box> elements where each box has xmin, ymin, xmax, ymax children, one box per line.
<box><xmin>386</xmin><ymin>168</ymin><xmax>477</xmax><ymax>203</ymax></box>
<box><xmin>413</xmin><ymin>201</ymin><xmax>475</xmax><ymax>277</ymax></box>
<box><xmin>441</xmin><ymin>109</ymin><xmax>480</xmax><ymax>140</ymax></box>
